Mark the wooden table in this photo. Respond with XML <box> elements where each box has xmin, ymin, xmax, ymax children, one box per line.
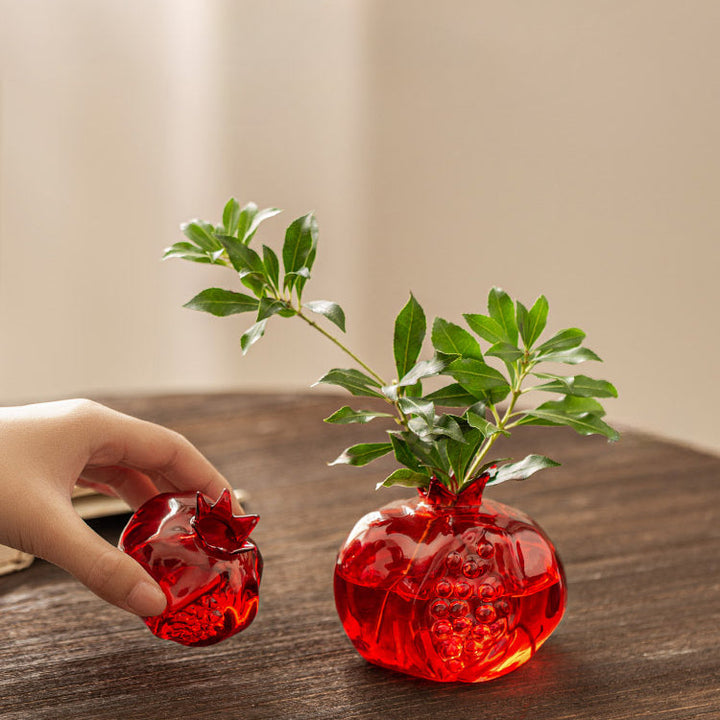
<box><xmin>1</xmin><ymin>392</ymin><xmax>718</xmax><ymax>719</ymax></box>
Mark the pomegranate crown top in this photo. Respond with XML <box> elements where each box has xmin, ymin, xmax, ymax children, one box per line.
<box><xmin>420</xmin><ymin>472</ymin><xmax>492</xmax><ymax>507</ymax></box>
<box><xmin>190</xmin><ymin>489</ymin><xmax>259</xmax><ymax>557</ymax></box>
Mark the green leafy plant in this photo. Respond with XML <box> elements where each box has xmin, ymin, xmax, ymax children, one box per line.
<box><xmin>165</xmin><ymin>199</ymin><xmax>619</xmax><ymax>493</ymax></box>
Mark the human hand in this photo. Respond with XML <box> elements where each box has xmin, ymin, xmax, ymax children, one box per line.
<box><xmin>0</xmin><ymin>399</ymin><xmax>238</xmax><ymax>617</ymax></box>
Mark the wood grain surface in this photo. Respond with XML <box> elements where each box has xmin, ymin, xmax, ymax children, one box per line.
<box><xmin>1</xmin><ymin>392</ymin><xmax>718</xmax><ymax>720</ymax></box>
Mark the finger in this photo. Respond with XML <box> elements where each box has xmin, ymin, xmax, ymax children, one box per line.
<box><xmin>78</xmin><ymin>466</ymin><xmax>161</xmax><ymax>510</ymax></box>
<box><xmin>128</xmin><ymin>468</ymin><xmax>191</xmax><ymax>497</ymax></box>
<box><xmin>75</xmin><ymin>477</ymin><xmax>120</xmax><ymax>498</ymax></box>
<box><xmin>40</xmin><ymin>505</ymin><xmax>167</xmax><ymax>617</ymax></box>
<box><xmin>83</xmin><ymin>405</ymin><xmax>241</xmax><ymax>512</ymax></box>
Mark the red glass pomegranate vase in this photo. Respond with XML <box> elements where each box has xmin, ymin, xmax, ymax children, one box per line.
<box><xmin>334</xmin><ymin>474</ymin><xmax>567</xmax><ymax>682</ymax></box>
<box><xmin>120</xmin><ymin>489</ymin><xmax>262</xmax><ymax>646</ymax></box>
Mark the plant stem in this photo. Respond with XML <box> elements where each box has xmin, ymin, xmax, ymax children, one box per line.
<box><xmin>295</xmin><ymin>309</ymin><xmax>414</xmax><ymax>429</ymax></box>
<box><xmin>295</xmin><ymin>310</ymin><xmax>387</xmax><ymax>386</ymax></box>
<box><xmin>462</xmin><ymin>359</ymin><xmax>534</xmax><ymax>484</ymax></box>
<box><xmin>259</xmin><ymin>266</ymin><xmax>412</xmax><ymax>430</ymax></box>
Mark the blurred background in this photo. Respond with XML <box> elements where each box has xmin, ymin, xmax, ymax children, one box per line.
<box><xmin>0</xmin><ymin>0</ymin><xmax>718</xmax><ymax>452</ymax></box>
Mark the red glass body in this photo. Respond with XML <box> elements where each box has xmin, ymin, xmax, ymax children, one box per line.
<box><xmin>119</xmin><ymin>491</ymin><xmax>262</xmax><ymax>647</ymax></box>
<box><xmin>334</xmin><ymin>477</ymin><xmax>566</xmax><ymax>682</ymax></box>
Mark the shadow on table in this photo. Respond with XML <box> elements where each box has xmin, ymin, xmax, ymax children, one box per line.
<box><xmin>328</xmin><ymin>641</ymin><xmax>606</xmax><ymax>720</ymax></box>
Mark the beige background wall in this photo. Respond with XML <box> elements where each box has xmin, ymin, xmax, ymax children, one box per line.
<box><xmin>1</xmin><ymin>1</ymin><xmax>718</xmax><ymax>453</ymax></box>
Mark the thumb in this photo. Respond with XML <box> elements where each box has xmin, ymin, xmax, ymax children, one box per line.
<box><xmin>42</xmin><ymin>508</ymin><xmax>167</xmax><ymax>617</ymax></box>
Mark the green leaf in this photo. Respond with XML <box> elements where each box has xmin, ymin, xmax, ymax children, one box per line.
<box><xmin>532</xmin><ymin>373</ymin><xmax>618</xmax><ymax>398</ymax></box>
<box><xmin>240</xmin><ymin>319</ymin><xmax>267</xmax><ymax>354</ymax></box>
<box><xmin>283</xmin><ymin>213</ymin><xmax>317</xmax><ymax>283</ymax></box>
<box><xmin>381</xmin><ymin>383</ymin><xmax>400</xmax><ymax>402</ymax></box>
<box><xmin>257</xmin><ymin>297</ymin><xmax>289</xmax><ymax>321</ymax></box>
<box><xmin>304</xmin><ymin>243</ymin><xmax>318</xmax><ymax>272</ymax></box>
<box><xmin>465</xmin><ymin>410</ymin><xmax>501</xmax><ymax>439</ymax></box>
<box><xmin>181</xmin><ymin>221</ymin><xmax>221</xmax><ymax>253</ymax></box>
<box><xmin>466</xmin><ymin>400</ymin><xmax>488</xmax><ymax>416</ymax></box>
<box><xmin>288</xmin><ymin>267</ymin><xmax>311</xmax><ymax>278</ymax></box>
<box><xmin>262</xmin><ymin>245</ymin><xmax>280</xmax><ymax>289</ymax></box>
<box><xmin>376</xmin><ymin>468</ymin><xmax>431</xmax><ymax>490</ymax></box>
<box><xmin>485</xmin><ymin>342</ymin><xmax>523</xmax><ymax>363</ymax></box>
<box><xmin>433</xmin><ymin>414</ymin><xmax>466</xmax><ymax>443</ymax></box>
<box><xmin>163</xmin><ymin>242</ymin><xmax>216</xmax><ymax>264</ymax></box>
<box><xmin>487</xmin><ymin>287</ymin><xmax>518</xmax><ymax>344</ymax></box>
<box><xmin>239</xmin><ymin>272</ymin><xmax>267</xmax><ymax>298</ymax></box>
<box><xmin>390</xmin><ymin>434</ymin><xmax>424</xmax><ymax>471</ymax></box>
<box><xmin>522</xmin><ymin>295</ymin><xmax>549</xmax><ymax>348</ymax></box>
<box><xmin>183</xmin><ymin>288</ymin><xmax>259</xmax><ymax>317</ymax></box>
<box><xmin>198</xmin><ymin>220</ymin><xmax>218</xmax><ymax>237</ymax></box>
<box><xmin>398</xmin><ymin>353</ymin><xmax>452</xmax><ymax>388</ymax></box>
<box><xmin>488</xmin><ymin>454</ymin><xmax>561</xmax><ymax>485</ymax></box>
<box><xmin>522</xmin><ymin>408</ymin><xmax>620</xmax><ymax>441</ymax></box>
<box><xmin>216</xmin><ymin>236</ymin><xmax>266</xmax><ymax>276</ymax></box>
<box><xmin>398</xmin><ymin>397</ymin><xmax>435</xmax><ymax>425</ymax></box>
<box><xmin>398</xmin><ymin>431</ymin><xmax>447</xmax><ymax>474</ymax></box>
<box><xmin>516</xmin><ymin>301</ymin><xmax>529</xmax><ymax>344</ymax></box>
<box><xmin>448</xmin><ymin>358</ymin><xmax>511</xmax><ymax>404</ymax></box>
<box><xmin>236</xmin><ymin>202</ymin><xmax>258</xmax><ymax>242</ymax></box>
<box><xmin>424</xmin><ymin>383</ymin><xmax>479</xmax><ymax>407</ymax></box>
<box><xmin>330</xmin><ymin>442</ymin><xmax>393</xmax><ymax>467</ymax></box>
<box><xmin>284</xmin><ymin>268</ymin><xmax>311</xmax><ymax>287</ymax></box>
<box><xmin>303</xmin><ymin>300</ymin><xmax>346</xmax><ymax>332</ymax></box>
<box><xmin>405</xmin><ymin>381</ymin><xmax>423</xmax><ymax>397</ymax></box>
<box><xmin>534</xmin><ymin>395</ymin><xmax>606</xmax><ymax>417</ymax></box>
<box><xmin>289</xmin><ymin>270</ymin><xmax>313</xmax><ymax>301</ymax></box>
<box><xmin>323</xmin><ymin>406</ymin><xmax>394</xmax><ymax>424</ymax></box>
<box><xmin>535</xmin><ymin>328</ymin><xmax>585</xmax><ymax>355</ymax></box>
<box><xmin>445</xmin><ymin>427</ymin><xmax>482</xmax><ymax>482</ymax></box>
<box><xmin>535</xmin><ymin>347</ymin><xmax>601</xmax><ymax>364</ymax></box>
<box><xmin>463</xmin><ymin>313</ymin><xmax>507</xmax><ymax>345</ymax></box>
<box><xmin>314</xmin><ymin>368</ymin><xmax>384</xmax><ymax>398</ymax></box>
<box><xmin>431</xmin><ymin>318</ymin><xmax>483</xmax><ymax>360</ymax></box>
<box><xmin>477</xmin><ymin>459</ymin><xmax>510</xmax><ymax>476</ymax></box>
<box><xmin>394</xmin><ymin>294</ymin><xmax>427</xmax><ymax>380</ymax></box>
<box><xmin>408</xmin><ymin>415</ymin><xmax>433</xmax><ymax>439</ymax></box>
<box><xmin>222</xmin><ymin>198</ymin><xmax>242</xmax><ymax>237</ymax></box>
<box><xmin>244</xmin><ymin>207</ymin><xmax>282</xmax><ymax>244</ymax></box>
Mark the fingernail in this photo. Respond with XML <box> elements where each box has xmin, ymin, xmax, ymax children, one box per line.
<box><xmin>127</xmin><ymin>581</ymin><xmax>167</xmax><ymax>617</ymax></box>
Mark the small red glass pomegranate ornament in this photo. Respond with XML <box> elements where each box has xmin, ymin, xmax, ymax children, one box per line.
<box><xmin>119</xmin><ymin>489</ymin><xmax>262</xmax><ymax>646</ymax></box>
<box><xmin>334</xmin><ymin>472</ymin><xmax>566</xmax><ymax>682</ymax></box>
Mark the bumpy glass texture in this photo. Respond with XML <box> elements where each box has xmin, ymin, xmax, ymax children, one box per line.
<box><xmin>119</xmin><ymin>489</ymin><xmax>262</xmax><ymax>646</ymax></box>
<box><xmin>334</xmin><ymin>477</ymin><xmax>566</xmax><ymax>682</ymax></box>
